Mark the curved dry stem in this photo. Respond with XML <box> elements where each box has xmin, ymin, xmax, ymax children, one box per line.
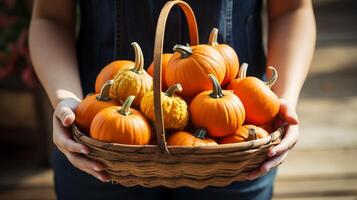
<box><xmin>195</xmin><ymin>128</ymin><xmax>207</xmax><ymax>139</ymax></box>
<box><xmin>208</xmin><ymin>74</ymin><xmax>224</xmax><ymax>98</ymax></box>
<box><xmin>97</xmin><ymin>80</ymin><xmax>113</xmax><ymax>101</ymax></box>
<box><xmin>119</xmin><ymin>95</ymin><xmax>135</xmax><ymax>116</ymax></box>
<box><xmin>208</xmin><ymin>28</ymin><xmax>219</xmax><ymax>46</ymax></box>
<box><xmin>238</xmin><ymin>63</ymin><xmax>248</xmax><ymax>79</ymax></box>
<box><xmin>265</xmin><ymin>66</ymin><xmax>278</xmax><ymax>88</ymax></box>
<box><xmin>131</xmin><ymin>42</ymin><xmax>144</xmax><ymax>74</ymax></box>
<box><xmin>173</xmin><ymin>44</ymin><xmax>192</xmax><ymax>58</ymax></box>
<box><xmin>165</xmin><ymin>84</ymin><xmax>183</xmax><ymax>97</ymax></box>
<box><xmin>247</xmin><ymin>128</ymin><xmax>257</xmax><ymax>141</ymax></box>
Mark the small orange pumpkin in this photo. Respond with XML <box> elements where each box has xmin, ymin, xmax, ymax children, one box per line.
<box><xmin>228</xmin><ymin>64</ymin><xmax>280</xmax><ymax>125</ymax></box>
<box><xmin>189</xmin><ymin>74</ymin><xmax>245</xmax><ymax>137</ymax></box>
<box><xmin>111</xmin><ymin>42</ymin><xmax>153</xmax><ymax>106</ymax></box>
<box><xmin>95</xmin><ymin>61</ymin><xmax>134</xmax><ymax>93</ymax></box>
<box><xmin>208</xmin><ymin>28</ymin><xmax>239</xmax><ymax>85</ymax></box>
<box><xmin>165</xmin><ymin>44</ymin><xmax>226</xmax><ymax>97</ymax></box>
<box><xmin>167</xmin><ymin>129</ymin><xmax>217</xmax><ymax>147</ymax></box>
<box><xmin>75</xmin><ymin>80</ymin><xmax>119</xmax><ymax>133</ymax></box>
<box><xmin>220</xmin><ymin>125</ymin><xmax>269</xmax><ymax>144</ymax></box>
<box><xmin>90</xmin><ymin>96</ymin><xmax>151</xmax><ymax>145</ymax></box>
<box><xmin>147</xmin><ymin>53</ymin><xmax>173</xmax><ymax>91</ymax></box>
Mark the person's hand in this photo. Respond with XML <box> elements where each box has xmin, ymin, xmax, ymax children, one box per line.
<box><xmin>246</xmin><ymin>98</ymin><xmax>299</xmax><ymax>180</ymax></box>
<box><xmin>54</xmin><ymin>98</ymin><xmax>110</xmax><ymax>182</ymax></box>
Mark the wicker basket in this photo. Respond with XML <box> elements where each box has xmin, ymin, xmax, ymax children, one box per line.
<box><xmin>73</xmin><ymin>0</ymin><xmax>283</xmax><ymax>189</ymax></box>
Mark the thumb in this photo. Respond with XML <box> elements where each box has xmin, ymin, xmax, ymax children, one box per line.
<box><xmin>55</xmin><ymin>98</ymin><xmax>79</xmax><ymax>127</ymax></box>
<box><xmin>279</xmin><ymin>99</ymin><xmax>299</xmax><ymax>125</ymax></box>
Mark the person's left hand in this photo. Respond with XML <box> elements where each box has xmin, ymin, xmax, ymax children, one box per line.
<box><xmin>246</xmin><ymin>99</ymin><xmax>299</xmax><ymax>180</ymax></box>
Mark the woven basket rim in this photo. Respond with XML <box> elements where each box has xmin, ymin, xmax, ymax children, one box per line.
<box><xmin>73</xmin><ymin>125</ymin><xmax>283</xmax><ymax>154</ymax></box>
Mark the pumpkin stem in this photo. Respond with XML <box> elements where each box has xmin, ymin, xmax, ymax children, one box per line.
<box><xmin>208</xmin><ymin>28</ymin><xmax>219</xmax><ymax>46</ymax></box>
<box><xmin>131</xmin><ymin>42</ymin><xmax>144</xmax><ymax>74</ymax></box>
<box><xmin>165</xmin><ymin>83</ymin><xmax>182</xmax><ymax>97</ymax></box>
<box><xmin>247</xmin><ymin>128</ymin><xmax>257</xmax><ymax>140</ymax></box>
<box><xmin>173</xmin><ymin>44</ymin><xmax>192</xmax><ymax>58</ymax></box>
<box><xmin>265</xmin><ymin>66</ymin><xmax>278</xmax><ymax>88</ymax></box>
<box><xmin>195</xmin><ymin>128</ymin><xmax>207</xmax><ymax>139</ymax></box>
<box><xmin>238</xmin><ymin>63</ymin><xmax>248</xmax><ymax>79</ymax></box>
<box><xmin>118</xmin><ymin>96</ymin><xmax>135</xmax><ymax>116</ymax></box>
<box><xmin>96</xmin><ymin>80</ymin><xmax>113</xmax><ymax>101</ymax></box>
<box><xmin>208</xmin><ymin>74</ymin><xmax>224</xmax><ymax>98</ymax></box>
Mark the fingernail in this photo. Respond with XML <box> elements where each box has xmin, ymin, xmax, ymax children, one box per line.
<box><xmin>80</xmin><ymin>149</ymin><xmax>89</xmax><ymax>154</ymax></box>
<box><xmin>269</xmin><ymin>151</ymin><xmax>276</xmax><ymax>157</ymax></box>
<box><xmin>93</xmin><ymin>166</ymin><xmax>102</xmax><ymax>171</ymax></box>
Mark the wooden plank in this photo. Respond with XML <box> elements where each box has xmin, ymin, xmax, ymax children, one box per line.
<box><xmin>277</xmin><ymin>149</ymin><xmax>357</xmax><ymax>179</ymax></box>
<box><xmin>0</xmin><ymin>187</ymin><xmax>55</xmax><ymax>200</ymax></box>
<box><xmin>0</xmin><ymin>169</ymin><xmax>53</xmax><ymax>188</ymax></box>
<box><xmin>295</xmin><ymin>98</ymin><xmax>357</xmax><ymax>151</ymax></box>
<box><xmin>274</xmin><ymin>178</ymin><xmax>357</xmax><ymax>198</ymax></box>
<box><xmin>274</xmin><ymin>196</ymin><xmax>357</xmax><ymax>200</ymax></box>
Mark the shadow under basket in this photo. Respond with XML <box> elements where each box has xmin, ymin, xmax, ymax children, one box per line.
<box><xmin>73</xmin><ymin>125</ymin><xmax>283</xmax><ymax>189</ymax></box>
<box><xmin>72</xmin><ymin>0</ymin><xmax>283</xmax><ymax>189</ymax></box>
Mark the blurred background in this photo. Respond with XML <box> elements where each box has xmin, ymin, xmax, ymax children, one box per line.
<box><xmin>0</xmin><ymin>0</ymin><xmax>356</xmax><ymax>199</ymax></box>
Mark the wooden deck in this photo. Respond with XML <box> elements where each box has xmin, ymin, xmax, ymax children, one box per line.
<box><xmin>1</xmin><ymin>0</ymin><xmax>357</xmax><ymax>199</ymax></box>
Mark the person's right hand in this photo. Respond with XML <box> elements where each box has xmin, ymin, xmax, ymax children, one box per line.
<box><xmin>53</xmin><ymin>98</ymin><xmax>110</xmax><ymax>182</ymax></box>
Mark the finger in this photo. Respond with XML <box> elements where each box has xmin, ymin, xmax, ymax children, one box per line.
<box><xmin>66</xmin><ymin>153</ymin><xmax>110</xmax><ymax>182</ymax></box>
<box><xmin>246</xmin><ymin>168</ymin><xmax>263</xmax><ymax>181</ymax></box>
<box><xmin>261</xmin><ymin>151</ymin><xmax>288</xmax><ymax>173</ymax></box>
<box><xmin>65</xmin><ymin>152</ymin><xmax>110</xmax><ymax>182</ymax></box>
<box><xmin>279</xmin><ymin>99</ymin><xmax>299</xmax><ymax>125</ymax></box>
<box><xmin>269</xmin><ymin>125</ymin><xmax>298</xmax><ymax>157</ymax></box>
<box><xmin>53</xmin><ymin>115</ymin><xmax>89</xmax><ymax>154</ymax></box>
<box><xmin>246</xmin><ymin>151</ymin><xmax>289</xmax><ymax>181</ymax></box>
<box><xmin>54</xmin><ymin>98</ymin><xmax>79</xmax><ymax>127</ymax></box>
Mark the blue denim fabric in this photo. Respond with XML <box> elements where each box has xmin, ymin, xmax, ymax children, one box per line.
<box><xmin>52</xmin><ymin>148</ymin><xmax>276</xmax><ymax>200</ymax></box>
<box><xmin>56</xmin><ymin>0</ymin><xmax>274</xmax><ymax>199</ymax></box>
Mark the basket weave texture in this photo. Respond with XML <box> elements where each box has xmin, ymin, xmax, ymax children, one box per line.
<box><xmin>73</xmin><ymin>0</ymin><xmax>283</xmax><ymax>189</ymax></box>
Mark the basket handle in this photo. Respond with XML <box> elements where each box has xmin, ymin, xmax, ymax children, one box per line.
<box><xmin>153</xmin><ymin>0</ymin><xmax>199</xmax><ymax>154</ymax></box>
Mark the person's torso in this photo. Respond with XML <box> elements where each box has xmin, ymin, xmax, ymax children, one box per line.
<box><xmin>76</xmin><ymin>0</ymin><xmax>266</xmax><ymax>95</ymax></box>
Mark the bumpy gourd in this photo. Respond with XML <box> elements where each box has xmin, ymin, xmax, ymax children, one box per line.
<box><xmin>140</xmin><ymin>83</ymin><xmax>189</xmax><ymax>130</ymax></box>
<box><xmin>111</xmin><ymin>42</ymin><xmax>153</xmax><ymax>106</ymax></box>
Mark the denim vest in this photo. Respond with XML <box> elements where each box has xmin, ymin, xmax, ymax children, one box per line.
<box><xmin>77</xmin><ymin>0</ymin><xmax>266</xmax><ymax>95</ymax></box>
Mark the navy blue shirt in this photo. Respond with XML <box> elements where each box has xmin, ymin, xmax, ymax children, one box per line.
<box><xmin>76</xmin><ymin>0</ymin><xmax>266</xmax><ymax>95</ymax></box>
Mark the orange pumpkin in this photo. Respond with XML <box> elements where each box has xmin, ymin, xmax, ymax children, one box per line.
<box><xmin>111</xmin><ymin>42</ymin><xmax>153</xmax><ymax>106</ymax></box>
<box><xmin>90</xmin><ymin>96</ymin><xmax>151</xmax><ymax>145</ymax></box>
<box><xmin>147</xmin><ymin>53</ymin><xmax>173</xmax><ymax>91</ymax></box>
<box><xmin>95</xmin><ymin>61</ymin><xmax>134</xmax><ymax>93</ymax></box>
<box><xmin>165</xmin><ymin>44</ymin><xmax>226</xmax><ymax>97</ymax></box>
<box><xmin>220</xmin><ymin>125</ymin><xmax>269</xmax><ymax>144</ymax></box>
<box><xmin>75</xmin><ymin>80</ymin><xmax>119</xmax><ymax>133</ymax></box>
<box><xmin>208</xmin><ymin>28</ymin><xmax>239</xmax><ymax>85</ymax></box>
<box><xmin>167</xmin><ymin>129</ymin><xmax>217</xmax><ymax>146</ymax></box>
<box><xmin>189</xmin><ymin>74</ymin><xmax>245</xmax><ymax>137</ymax></box>
<box><xmin>228</xmin><ymin>65</ymin><xmax>280</xmax><ymax>125</ymax></box>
